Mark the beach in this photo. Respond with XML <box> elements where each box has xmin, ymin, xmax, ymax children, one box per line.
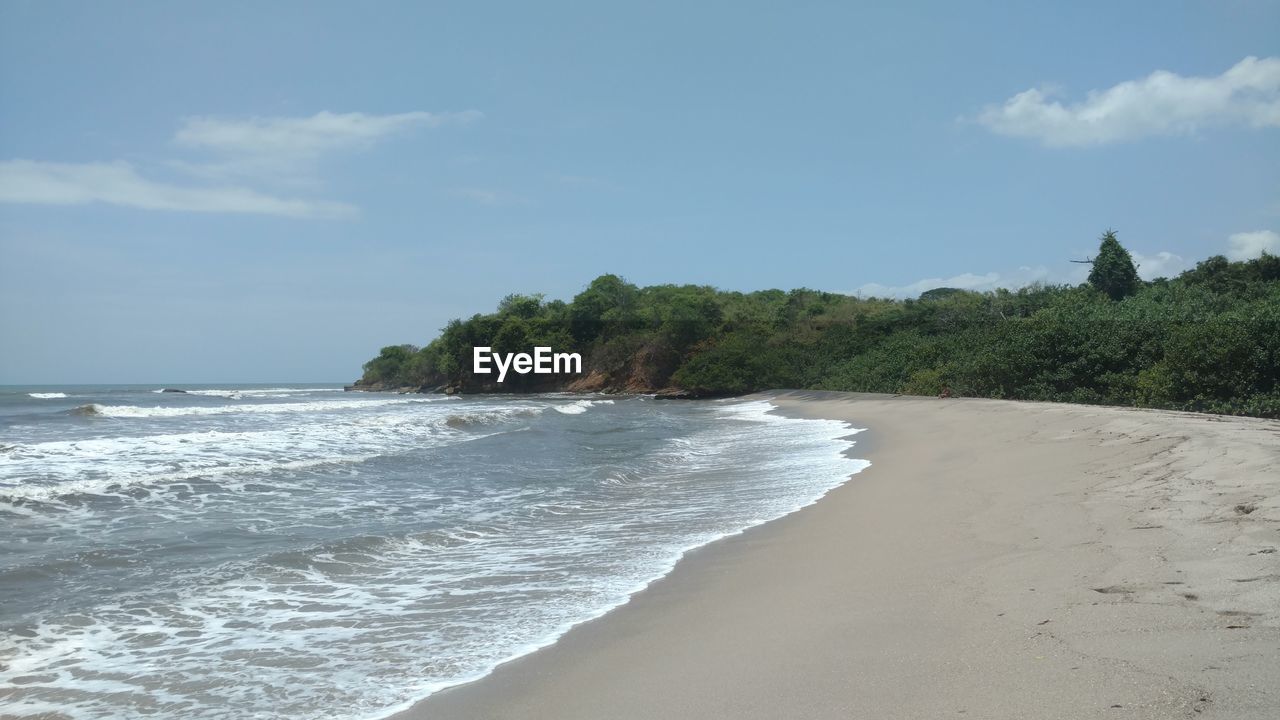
<box><xmin>398</xmin><ymin>390</ymin><xmax>1280</xmax><ymax>719</ymax></box>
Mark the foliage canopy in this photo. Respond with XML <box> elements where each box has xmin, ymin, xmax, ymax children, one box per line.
<box><xmin>360</xmin><ymin>238</ymin><xmax>1280</xmax><ymax>418</ymax></box>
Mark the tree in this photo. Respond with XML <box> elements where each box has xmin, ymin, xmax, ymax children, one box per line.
<box><xmin>568</xmin><ymin>274</ymin><xmax>638</xmax><ymax>341</ymax></box>
<box><xmin>356</xmin><ymin>245</ymin><xmax>1279</xmax><ymax>417</ymax></box>
<box><xmin>919</xmin><ymin>287</ymin><xmax>966</xmax><ymax>302</ymax></box>
<box><xmin>361</xmin><ymin>344</ymin><xmax>417</xmax><ymax>385</ymax></box>
<box><xmin>1088</xmin><ymin>230</ymin><xmax>1141</xmax><ymax>301</ymax></box>
<box><xmin>497</xmin><ymin>293</ymin><xmax>544</xmax><ymax>319</ymax></box>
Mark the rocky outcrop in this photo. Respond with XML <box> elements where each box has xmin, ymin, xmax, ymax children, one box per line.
<box><xmin>565</xmin><ymin>370</ymin><xmax>609</xmax><ymax>393</ymax></box>
<box><xmin>349</xmin><ymin>343</ymin><xmax>736</xmax><ymax>399</ymax></box>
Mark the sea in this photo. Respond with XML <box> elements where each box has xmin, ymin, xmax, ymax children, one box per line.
<box><xmin>0</xmin><ymin>385</ymin><xmax>868</xmax><ymax>719</ymax></box>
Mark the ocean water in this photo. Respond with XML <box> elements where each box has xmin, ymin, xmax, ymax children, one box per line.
<box><xmin>0</xmin><ymin>385</ymin><xmax>868</xmax><ymax>719</ymax></box>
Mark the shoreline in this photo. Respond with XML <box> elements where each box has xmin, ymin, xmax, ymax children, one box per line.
<box><xmin>366</xmin><ymin>395</ymin><xmax>869</xmax><ymax>719</ymax></box>
<box><xmin>392</xmin><ymin>390</ymin><xmax>1279</xmax><ymax>719</ymax></box>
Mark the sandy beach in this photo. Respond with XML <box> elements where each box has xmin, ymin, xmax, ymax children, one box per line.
<box><xmin>397</xmin><ymin>391</ymin><xmax>1279</xmax><ymax>719</ymax></box>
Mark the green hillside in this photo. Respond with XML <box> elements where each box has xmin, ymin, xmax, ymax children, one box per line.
<box><xmin>358</xmin><ymin>233</ymin><xmax>1280</xmax><ymax>418</ymax></box>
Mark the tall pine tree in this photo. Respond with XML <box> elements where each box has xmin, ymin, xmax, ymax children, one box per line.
<box><xmin>1088</xmin><ymin>230</ymin><xmax>1141</xmax><ymax>300</ymax></box>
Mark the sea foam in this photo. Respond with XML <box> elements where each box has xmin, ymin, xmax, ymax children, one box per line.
<box><xmin>72</xmin><ymin>396</ymin><xmax>437</xmax><ymax>418</ymax></box>
<box><xmin>0</xmin><ymin>395</ymin><xmax>866</xmax><ymax>720</ymax></box>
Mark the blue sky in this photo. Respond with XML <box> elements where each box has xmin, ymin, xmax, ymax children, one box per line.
<box><xmin>2</xmin><ymin>1</ymin><xmax>1278</xmax><ymax>383</ymax></box>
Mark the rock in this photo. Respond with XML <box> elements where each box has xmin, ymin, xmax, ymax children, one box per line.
<box><xmin>565</xmin><ymin>370</ymin><xmax>609</xmax><ymax>393</ymax></box>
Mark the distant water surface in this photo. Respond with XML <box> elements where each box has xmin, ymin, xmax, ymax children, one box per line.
<box><xmin>0</xmin><ymin>384</ymin><xmax>866</xmax><ymax>719</ymax></box>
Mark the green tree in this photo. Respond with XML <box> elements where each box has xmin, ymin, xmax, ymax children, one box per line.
<box><xmin>497</xmin><ymin>293</ymin><xmax>544</xmax><ymax>319</ymax></box>
<box><xmin>361</xmin><ymin>344</ymin><xmax>417</xmax><ymax>386</ymax></box>
<box><xmin>1088</xmin><ymin>230</ymin><xmax>1141</xmax><ymax>301</ymax></box>
<box><xmin>568</xmin><ymin>274</ymin><xmax>638</xmax><ymax>341</ymax></box>
<box><xmin>356</xmin><ymin>248</ymin><xmax>1279</xmax><ymax>417</ymax></box>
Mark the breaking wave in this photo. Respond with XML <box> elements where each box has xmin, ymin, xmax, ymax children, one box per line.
<box><xmin>0</xmin><ymin>393</ymin><xmax>866</xmax><ymax>720</ymax></box>
<box><xmin>553</xmin><ymin>399</ymin><xmax>615</xmax><ymax>415</ymax></box>
<box><xmin>71</xmin><ymin>397</ymin><xmax>439</xmax><ymax>418</ymax></box>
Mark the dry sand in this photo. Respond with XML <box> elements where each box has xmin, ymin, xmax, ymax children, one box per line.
<box><xmin>395</xmin><ymin>391</ymin><xmax>1279</xmax><ymax>719</ymax></box>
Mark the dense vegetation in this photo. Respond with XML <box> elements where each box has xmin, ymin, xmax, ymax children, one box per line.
<box><xmin>358</xmin><ymin>234</ymin><xmax>1280</xmax><ymax>418</ymax></box>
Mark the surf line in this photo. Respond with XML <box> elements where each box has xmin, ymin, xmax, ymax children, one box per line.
<box><xmin>473</xmin><ymin>347</ymin><xmax>583</xmax><ymax>383</ymax></box>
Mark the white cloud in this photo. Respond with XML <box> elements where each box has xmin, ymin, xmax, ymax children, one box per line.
<box><xmin>1227</xmin><ymin>230</ymin><xmax>1280</xmax><ymax>260</ymax></box>
<box><xmin>1</xmin><ymin>109</ymin><xmax>479</xmax><ymax>218</ymax></box>
<box><xmin>173</xmin><ymin>110</ymin><xmax>482</xmax><ymax>183</ymax></box>
<box><xmin>856</xmin><ymin>265</ymin><xmax>1051</xmax><ymax>298</ymax></box>
<box><xmin>977</xmin><ymin>56</ymin><xmax>1280</xmax><ymax>146</ymax></box>
<box><xmin>1131</xmin><ymin>251</ymin><xmax>1189</xmax><ymax>280</ymax></box>
<box><xmin>0</xmin><ymin>160</ymin><xmax>355</xmax><ymax>218</ymax></box>
<box><xmin>176</xmin><ymin>110</ymin><xmax>479</xmax><ymax>155</ymax></box>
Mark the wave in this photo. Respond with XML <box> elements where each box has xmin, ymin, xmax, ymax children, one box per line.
<box><xmin>2</xmin><ymin>404</ymin><xmax>533</xmax><ymax>504</ymax></box>
<box><xmin>71</xmin><ymin>397</ymin><xmax>439</xmax><ymax>419</ymax></box>
<box><xmin>184</xmin><ymin>390</ymin><xmax>244</xmax><ymax>399</ymax></box>
<box><xmin>0</xmin><ymin>396</ymin><xmax>871</xmax><ymax>720</ymax></box>
<box><xmin>445</xmin><ymin>406</ymin><xmax>544</xmax><ymax>428</ymax></box>
<box><xmin>28</xmin><ymin>392</ymin><xmax>68</xmax><ymax>399</ymax></box>
<box><xmin>554</xmin><ymin>399</ymin><xmax>615</xmax><ymax>415</ymax></box>
<box><xmin>0</xmin><ymin>454</ymin><xmax>385</xmax><ymax>503</ymax></box>
<box><xmin>152</xmin><ymin>387</ymin><xmax>344</xmax><ymax>398</ymax></box>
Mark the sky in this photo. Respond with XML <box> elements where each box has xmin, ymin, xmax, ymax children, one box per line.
<box><xmin>1</xmin><ymin>1</ymin><xmax>1278</xmax><ymax>384</ymax></box>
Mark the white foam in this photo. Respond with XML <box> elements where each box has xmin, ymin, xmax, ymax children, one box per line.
<box><xmin>553</xmin><ymin>399</ymin><xmax>615</xmax><ymax>415</ymax></box>
<box><xmin>27</xmin><ymin>392</ymin><xmax>67</xmax><ymax>399</ymax></box>
<box><xmin>184</xmin><ymin>389</ymin><xmax>244</xmax><ymax>398</ymax></box>
<box><xmin>0</xmin><ymin>403</ymin><xmax>521</xmax><ymax>503</ymax></box>
<box><xmin>153</xmin><ymin>387</ymin><xmax>344</xmax><ymax>396</ymax></box>
<box><xmin>79</xmin><ymin>397</ymin><xmax>438</xmax><ymax>418</ymax></box>
<box><xmin>188</xmin><ymin>387</ymin><xmax>345</xmax><ymax>398</ymax></box>
<box><xmin>0</xmin><ymin>396</ymin><xmax>870</xmax><ymax>720</ymax></box>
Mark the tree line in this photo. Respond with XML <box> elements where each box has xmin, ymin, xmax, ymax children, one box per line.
<box><xmin>358</xmin><ymin>232</ymin><xmax>1280</xmax><ymax>418</ymax></box>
